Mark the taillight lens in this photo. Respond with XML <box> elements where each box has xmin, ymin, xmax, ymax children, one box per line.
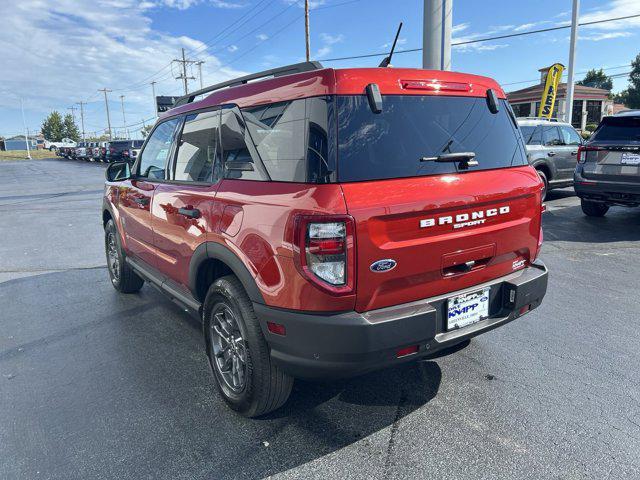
<box><xmin>294</xmin><ymin>215</ymin><xmax>355</xmax><ymax>294</ymax></box>
<box><xmin>577</xmin><ymin>145</ymin><xmax>601</xmax><ymax>164</ymax></box>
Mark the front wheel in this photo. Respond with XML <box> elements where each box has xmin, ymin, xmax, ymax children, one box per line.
<box><xmin>203</xmin><ymin>276</ymin><xmax>293</xmax><ymax>417</ymax></box>
<box><xmin>581</xmin><ymin>199</ymin><xmax>609</xmax><ymax>217</ymax></box>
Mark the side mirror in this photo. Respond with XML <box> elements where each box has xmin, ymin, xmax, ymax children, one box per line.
<box><xmin>106</xmin><ymin>161</ymin><xmax>131</xmax><ymax>182</ymax></box>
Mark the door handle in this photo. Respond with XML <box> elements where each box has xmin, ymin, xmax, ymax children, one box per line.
<box><xmin>133</xmin><ymin>197</ymin><xmax>149</xmax><ymax>206</ymax></box>
<box><xmin>547</xmin><ymin>151</ymin><xmax>556</xmax><ymax>157</ymax></box>
<box><xmin>178</xmin><ymin>207</ymin><xmax>201</xmax><ymax>219</ymax></box>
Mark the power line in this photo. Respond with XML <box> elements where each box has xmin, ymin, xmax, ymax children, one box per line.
<box><xmin>502</xmin><ymin>64</ymin><xmax>631</xmax><ymax>87</ymax></box>
<box><xmin>322</xmin><ymin>13</ymin><xmax>640</xmax><ymax>62</ymax></box>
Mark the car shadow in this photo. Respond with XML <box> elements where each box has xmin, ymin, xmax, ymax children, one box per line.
<box><xmin>1</xmin><ymin>268</ymin><xmax>445</xmax><ymax>480</ymax></box>
<box><xmin>543</xmin><ymin>204</ymin><xmax>640</xmax><ymax>243</ymax></box>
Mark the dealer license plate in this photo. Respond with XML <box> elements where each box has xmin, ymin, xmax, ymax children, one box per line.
<box><xmin>621</xmin><ymin>152</ymin><xmax>640</xmax><ymax>165</ymax></box>
<box><xmin>447</xmin><ymin>288</ymin><xmax>490</xmax><ymax>330</ymax></box>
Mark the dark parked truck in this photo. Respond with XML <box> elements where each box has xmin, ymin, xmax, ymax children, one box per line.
<box><xmin>575</xmin><ymin>110</ymin><xmax>640</xmax><ymax>216</ymax></box>
<box><xmin>102</xmin><ymin>62</ymin><xmax>548</xmax><ymax>417</ymax></box>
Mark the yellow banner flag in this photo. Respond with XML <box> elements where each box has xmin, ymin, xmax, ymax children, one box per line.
<box><xmin>538</xmin><ymin>63</ymin><xmax>565</xmax><ymax>118</ymax></box>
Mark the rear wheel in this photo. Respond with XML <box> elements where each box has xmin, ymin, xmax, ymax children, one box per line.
<box><xmin>536</xmin><ymin>169</ymin><xmax>549</xmax><ymax>201</ymax></box>
<box><xmin>104</xmin><ymin>219</ymin><xmax>144</xmax><ymax>293</ymax></box>
<box><xmin>203</xmin><ymin>275</ymin><xmax>293</xmax><ymax>417</ymax></box>
<box><xmin>581</xmin><ymin>199</ymin><xmax>609</xmax><ymax>217</ymax></box>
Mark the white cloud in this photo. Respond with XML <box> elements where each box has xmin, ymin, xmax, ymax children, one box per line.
<box><xmin>314</xmin><ymin>32</ymin><xmax>344</xmax><ymax>59</ymax></box>
<box><xmin>319</xmin><ymin>33</ymin><xmax>345</xmax><ymax>45</ymax></box>
<box><xmin>153</xmin><ymin>0</ymin><xmax>245</xmax><ymax>8</ymax></box>
<box><xmin>0</xmin><ymin>0</ymin><xmax>246</xmax><ymax>136</ymax></box>
<box><xmin>227</xmin><ymin>44</ymin><xmax>239</xmax><ymax>52</ymax></box>
<box><xmin>256</xmin><ymin>33</ymin><xmax>269</xmax><ymax>41</ymax></box>
<box><xmin>580</xmin><ymin>0</ymin><xmax>640</xmax><ymax>30</ymax></box>
<box><xmin>381</xmin><ymin>37</ymin><xmax>407</xmax><ymax>49</ymax></box>
<box><xmin>580</xmin><ymin>31</ymin><xmax>633</xmax><ymax>41</ymax></box>
<box><xmin>452</xmin><ymin>23</ymin><xmax>470</xmax><ymax>34</ymax></box>
<box><xmin>283</xmin><ymin>0</ymin><xmax>326</xmax><ymax>8</ymax></box>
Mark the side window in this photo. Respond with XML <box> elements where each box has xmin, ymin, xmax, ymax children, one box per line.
<box><xmin>138</xmin><ymin>118</ymin><xmax>180</xmax><ymax>180</ymax></box>
<box><xmin>542</xmin><ymin>126</ymin><xmax>562</xmax><ymax>146</ymax></box>
<box><xmin>173</xmin><ymin>109</ymin><xmax>221</xmax><ymax>183</ymax></box>
<box><xmin>560</xmin><ymin>126</ymin><xmax>582</xmax><ymax>146</ymax></box>
<box><xmin>220</xmin><ymin>106</ymin><xmax>265</xmax><ymax>181</ymax></box>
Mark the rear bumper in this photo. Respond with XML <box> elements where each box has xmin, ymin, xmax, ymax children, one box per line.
<box><xmin>255</xmin><ymin>260</ymin><xmax>548</xmax><ymax>379</ymax></box>
<box><xmin>574</xmin><ymin>168</ymin><xmax>640</xmax><ymax>206</ymax></box>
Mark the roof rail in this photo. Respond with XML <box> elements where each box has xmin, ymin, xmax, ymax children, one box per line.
<box><xmin>173</xmin><ymin>61</ymin><xmax>324</xmax><ymax>108</ymax></box>
<box><xmin>516</xmin><ymin>117</ymin><xmax>559</xmax><ymax>122</ymax></box>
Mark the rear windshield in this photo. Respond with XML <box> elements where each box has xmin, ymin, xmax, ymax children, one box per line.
<box><xmin>592</xmin><ymin>116</ymin><xmax>640</xmax><ymax>143</ymax></box>
<box><xmin>336</xmin><ymin>95</ymin><xmax>527</xmax><ymax>182</ymax></box>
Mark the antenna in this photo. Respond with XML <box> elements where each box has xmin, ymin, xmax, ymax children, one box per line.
<box><xmin>379</xmin><ymin>22</ymin><xmax>403</xmax><ymax>68</ymax></box>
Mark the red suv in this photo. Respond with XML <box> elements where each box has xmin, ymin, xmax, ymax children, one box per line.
<box><xmin>103</xmin><ymin>62</ymin><xmax>548</xmax><ymax>417</ymax></box>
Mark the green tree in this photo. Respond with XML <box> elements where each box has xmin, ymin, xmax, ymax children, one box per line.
<box><xmin>622</xmin><ymin>53</ymin><xmax>640</xmax><ymax>109</ymax></box>
<box><xmin>62</xmin><ymin>114</ymin><xmax>80</xmax><ymax>141</ymax></box>
<box><xmin>41</xmin><ymin>111</ymin><xmax>65</xmax><ymax>141</ymax></box>
<box><xmin>576</xmin><ymin>68</ymin><xmax>613</xmax><ymax>91</ymax></box>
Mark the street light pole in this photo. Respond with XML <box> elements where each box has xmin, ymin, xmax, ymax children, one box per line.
<box><xmin>422</xmin><ymin>0</ymin><xmax>453</xmax><ymax>70</ymax></box>
<box><xmin>151</xmin><ymin>81</ymin><xmax>157</xmax><ymax>118</ymax></box>
<box><xmin>20</xmin><ymin>98</ymin><xmax>31</xmax><ymax>160</ymax></box>
<box><xmin>76</xmin><ymin>102</ymin><xmax>86</xmax><ymax>141</ymax></box>
<box><xmin>98</xmin><ymin>88</ymin><xmax>113</xmax><ymax>140</ymax></box>
<box><xmin>120</xmin><ymin>95</ymin><xmax>128</xmax><ymax>139</ymax></box>
<box><xmin>565</xmin><ymin>0</ymin><xmax>580</xmax><ymax>125</ymax></box>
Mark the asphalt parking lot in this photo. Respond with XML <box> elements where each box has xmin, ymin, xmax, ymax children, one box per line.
<box><xmin>1</xmin><ymin>158</ymin><xmax>640</xmax><ymax>480</ymax></box>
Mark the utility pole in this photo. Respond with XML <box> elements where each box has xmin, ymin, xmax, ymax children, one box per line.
<box><xmin>67</xmin><ymin>105</ymin><xmax>77</xmax><ymax>122</ymax></box>
<box><xmin>150</xmin><ymin>81</ymin><xmax>157</xmax><ymax>117</ymax></box>
<box><xmin>20</xmin><ymin>98</ymin><xmax>31</xmax><ymax>160</ymax></box>
<box><xmin>565</xmin><ymin>0</ymin><xmax>580</xmax><ymax>125</ymax></box>
<box><xmin>422</xmin><ymin>0</ymin><xmax>453</xmax><ymax>70</ymax></box>
<box><xmin>76</xmin><ymin>101</ymin><xmax>86</xmax><ymax>141</ymax></box>
<box><xmin>173</xmin><ymin>48</ymin><xmax>196</xmax><ymax>95</ymax></box>
<box><xmin>119</xmin><ymin>95</ymin><xmax>128</xmax><ymax>139</ymax></box>
<box><xmin>304</xmin><ymin>0</ymin><xmax>310</xmax><ymax>61</ymax></box>
<box><xmin>195</xmin><ymin>60</ymin><xmax>205</xmax><ymax>89</ymax></box>
<box><xmin>98</xmin><ymin>88</ymin><xmax>113</xmax><ymax>140</ymax></box>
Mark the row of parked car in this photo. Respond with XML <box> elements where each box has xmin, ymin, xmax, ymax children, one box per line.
<box><xmin>56</xmin><ymin>140</ymin><xmax>144</xmax><ymax>163</ymax></box>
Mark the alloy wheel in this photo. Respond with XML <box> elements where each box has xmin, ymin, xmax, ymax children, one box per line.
<box><xmin>209</xmin><ymin>304</ymin><xmax>247</xmax><ymax>392</ymax></box>
<box><xmin>106</xmin><ymin>231</ymin><xmax>120</xmax><ymax>282</ymax></box>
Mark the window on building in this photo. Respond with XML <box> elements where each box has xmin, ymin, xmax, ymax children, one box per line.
<box><xmin>586</xmin><ymin>100</ymin><xmax>602</xmax><ymax>125</ymax></box>
<box><xmin>511</xmin><ymin>103</ymin><xmax>531</xmax><ymax>117</ymax></box>
<box><xmin>571</xmin><ymin>100</ymin><xmax>582</xmax><ymax>128</ymax></box>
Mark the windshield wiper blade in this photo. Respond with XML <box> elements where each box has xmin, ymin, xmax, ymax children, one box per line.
<box><xmin>420</xmin><ymin>152</ymin><xmax>478</xmax><ymax>167</ymax></box>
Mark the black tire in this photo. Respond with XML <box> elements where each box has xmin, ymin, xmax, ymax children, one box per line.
<box><xmin>104</xmin><ymin>219</ymin><xmax>144</xmax><ymax>293</ymax></box>
<box><xmin>581</xmin><ymin>199</ymin><xmax>609</xmax><ymax>217</ymax></box>
<box><xmin>536</xmin><ymin>169</ymin><xmax>549</xmax><ymax>202</ymax></box>
<box><xmin>49</xmin><ymin>146</ymin><xmax>56</xmax><ymax>152</ymax></box>
<box><xmin>203</xmin><ymin>275</ymin><xmax>293</xmax><ymax>417</ymax></box>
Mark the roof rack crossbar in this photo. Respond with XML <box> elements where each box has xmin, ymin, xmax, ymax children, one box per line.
<box><xmin>173</xmin><ymin>61</ymin><xmax>324</xmax><ymax>108</ymax></box>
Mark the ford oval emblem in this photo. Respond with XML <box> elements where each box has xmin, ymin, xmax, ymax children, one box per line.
<box><xmin>370</xmin><ymin>259</ymin><xmax>397</xmax><ymax>272</ymax></box>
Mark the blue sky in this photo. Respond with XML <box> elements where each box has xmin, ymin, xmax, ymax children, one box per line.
<box><xmin>1</xmin><ymin>0</ymin><xmax>639</xmax><ymax>138</ymax></box>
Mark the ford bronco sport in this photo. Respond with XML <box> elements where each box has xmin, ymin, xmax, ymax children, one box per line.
<box><xmin>102</xmin><ymin>62</ymin><xmax>548</xmax><ymax>417</ymax></box>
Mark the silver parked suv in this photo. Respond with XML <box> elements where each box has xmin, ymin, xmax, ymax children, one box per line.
<box><xmin>517</xmin><ymin>118</ymin><xmax>584</xmax><ymax>200</ymax></box>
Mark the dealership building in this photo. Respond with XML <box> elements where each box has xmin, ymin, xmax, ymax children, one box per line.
<box><xmin>507</xmin><ymin>67</ymin><xmax>614</xmax><ymax>130</ymax></box>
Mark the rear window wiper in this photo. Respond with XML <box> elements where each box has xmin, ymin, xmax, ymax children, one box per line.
<box><xmin>420</xmin><ymin>152</ymin><xmax>478</xmax><ymax>167</ymax></box>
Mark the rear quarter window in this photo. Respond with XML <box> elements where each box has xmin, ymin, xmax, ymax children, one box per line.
<box><xmin>336</xmin><ymin>95</ymin><xmax>527</xmax><ymax>182</ymax></box>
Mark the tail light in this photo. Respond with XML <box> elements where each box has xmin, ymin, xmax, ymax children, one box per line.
<box><xmin>577</xmin><ymin>145</ymin><xmax>601</xmax><ymax>164</ymax></box>
<box><xmin>294</xmin><ymin>215</ymin><xmax>355</xmax><ymax>295</ymax></box>
<box><xmin>400</xmin><ymin>80</ymin><xmax>471</xmax><ymax>92</ymax></box>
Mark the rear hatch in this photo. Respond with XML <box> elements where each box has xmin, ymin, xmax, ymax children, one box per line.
<box><xmin>581</xmin><ymin>115</ymin><xmax>640</xmax><ymax>183</ymax></box>
<box><xmin>336</xmin><ymin>94</ymin><xmax>542</xmax><ymax>312</ymax></box>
